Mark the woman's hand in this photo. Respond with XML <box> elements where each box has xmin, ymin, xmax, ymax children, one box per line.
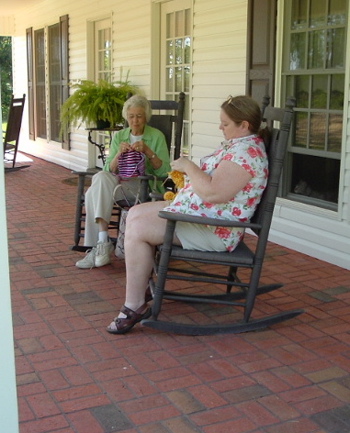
<box><xmin>171</xmin><ymin>157</ymin><xmax>191</xmax><ymax>174</ymax></box>
<box><xmin>110</xmin><ymin>142</ymin><xmax>131</xmax><ymax>173</ymax></box>
<box><xmin>131</xmin><ymin>140</ymin><xmax>163</xmax><ymax>169</ymax></box>
<box><xmin>120</xmin><ymin>141</ymin><xmax>132</xmax><ymax>153</ymax></box>
<box><xmin>131</xmin><ymin>140</ymin><xmax>147</xmax><ymax>153</ymax></box>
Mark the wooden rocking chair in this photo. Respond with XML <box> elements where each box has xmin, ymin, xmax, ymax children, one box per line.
<box><xmin>71</xmin><ymin>92</ymin><xmax>185</xmax><ymax>251</ymax></box>
<box><xmin>142</xmin><ymin>96</ymin><xmax>303</xmax><ymax>335</ymax></box>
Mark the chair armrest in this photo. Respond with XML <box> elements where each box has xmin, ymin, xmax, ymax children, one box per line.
<box><xmin>71</xmin><ymin>170</ymin><xmax>97</xmax><ymax>177</ymax></box>
<box><xmin>158</xmin><ymin>210</ymin><xmax>262</xmax><ymax>230</ymax></box>
<box><xmin>150</xmin><ymin>192</ymin><xmax>164</xmax><ymax>201</ymax></box>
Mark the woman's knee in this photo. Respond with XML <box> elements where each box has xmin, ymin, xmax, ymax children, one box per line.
<box><xmin>91</xmin><ymin>170</ymin><xmax>115</xmax><ymax>186</ymax></box>
<box><xmin>126</xmin><ymin>204</ymin><xmax>145</xmax><ymax>227</ymax></box>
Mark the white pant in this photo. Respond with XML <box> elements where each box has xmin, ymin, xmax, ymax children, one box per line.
<box><xmin>84</xmin><ymin>171</ymin><xmax>141</xmax><ymax>246</ymax></box>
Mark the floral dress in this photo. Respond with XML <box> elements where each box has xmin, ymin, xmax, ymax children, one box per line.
<box><xmin>163</xmin><ymin>135</ymin><xmax>269</xmax><ymax>251</ymax></box>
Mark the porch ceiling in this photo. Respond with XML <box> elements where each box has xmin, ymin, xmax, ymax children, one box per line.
<box><xmin>1</xmin><ymin>0</ymin><xmax>40</xmax><ymax>14</ymax></box>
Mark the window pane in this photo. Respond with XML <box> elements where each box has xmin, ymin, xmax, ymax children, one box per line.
<box><xmin>290</xmin><ymin>32</ymin><xmax>306</xmax><ymax>69</ymax></box>
<box><xmin>311</xmin><ymin>75</ymin><xmax>328</xmax><ymax>108</ymax></box>
<box><xmin>330</xmin><ymin>74</ymin><xmax>344</xmax><ymax>109</ymax></box>
<box><xmin>184</xmin><ymin>37</ymin><xmax>191</xmax><ymax>63</ymax></box>
<box><xmin>286</xmin><ymin>76</ymin><xmax>294</xmax><ymax>99</ymax></box>
<box><xmin>328</xmin><ymin>114</ymin><xmax>342</xmax><ymax>152</ymax></box>
<box><xmin>291</xmin><ymin>154</ymin><xmax>339</xmax><ymax>203</ymax></box>
<box><xmin>185</xmin><ymin>9</ymin><xmax>191</xmax><ymax>34</ymax></box>
<box><xmin>175</xmin><ymin>10</ymin><xmax>184</xmax><ymax>37</ymax></box>
<box><xmin>184</xmin><ymin>66</ymin><xmax>190</xmax><ymax>92</ymax></box>
<box><xmin>291</xmin><ymin>0</ymin><xmax>308</xmax><ymax>29</ymax></box>
<box><xmin>175</xmin><ymin>39</ymin><xmax>183</xmax><ymax>64</ymax></box>
<box><xmin>296</xmin><ymin>75</ymin><xmax>309</xmax><ymax>108</ymax></box>
<box><xmin>327</xmin><ymin>28</ymin><xmax>345</xmax><ymax>68</ymax></box>
<box><xmin>295</xmin><ymin>112</ymin><xmax>308</xmax><ymax>147</ymax></box>
<box><xmin>308</xmin><ymin>30</ymin><xmax>326</xmax><ymax>69</ymax></box>
<box><xmin>166</xmin><ymin>67</ymin><xmax>174</xmax><ymax>92</ymax></box>
<box><xmin>167</xmin><ymin>40</ymin><xmax>174</xmax><ymax>65</ymax></box>
<box><xmin>182</xmin><ymin>122</ymin><xmax>189</xmax><ymax>156</ymax></box>
<box><xmin>310</xmin><ymin>112</ymin><xmax>326</xmax><ymax>149</ymax></box>
<box><xmin>328</xmin><ymin>0</ymin><xmax>347</xmax><ymax>24</ymax></box>
<box><xmin>310</xmin><ymin>0</ymin><xmax>327</xmax><ymax>27</ymax></box>
<box><xmin>98</xmin><ymin>29</ymin><xmax>110</xmax><ymax>49</ymax></box>
<box><xmin>166</xmin><ymin>13</ymin><xmax>174</xmax><ymax>38</ymax></box>
<box><xmin>175</xmin><ymin>67</ymin><xmax>182</xmax><ymax>92</ymax></box>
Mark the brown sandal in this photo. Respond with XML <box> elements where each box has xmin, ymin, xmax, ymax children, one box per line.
<box><xmin>106</xmin><ymin>304</ymin><xmax>151</xmax><ymax>334</ymax></box>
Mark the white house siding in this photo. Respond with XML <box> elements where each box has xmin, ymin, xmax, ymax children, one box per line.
<box><xmin>2</xmin><ymin>0</ymin><xmax>350</xmax><ymax>269</ymax></box>
<box><xmin>191</xmin><ymin>0</ymin><xmax>248</xmax><ymax>162</ymax></box>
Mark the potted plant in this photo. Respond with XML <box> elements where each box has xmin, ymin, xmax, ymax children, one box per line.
<box><xmin>60</xmin><ymin>72</ymin><xmax>139</xmax><ymax>134</ymax></box>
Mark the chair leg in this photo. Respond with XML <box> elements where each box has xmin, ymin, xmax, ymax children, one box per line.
<box><xmin>150</xmin><ymin>219</ymin><xmax>177</xmax><ymax>319</ymax></box>
<box><xmin>71</xmin><ymin>173</ymin><xmax>86</xmax><ymax>251</ymax></box>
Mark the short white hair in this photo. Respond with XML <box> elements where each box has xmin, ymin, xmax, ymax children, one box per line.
<box><xmin>122</xmin><ymin>94</ymin><xmax>152</xmax><ymax>122</ymax></box>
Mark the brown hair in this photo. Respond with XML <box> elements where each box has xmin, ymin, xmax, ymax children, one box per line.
<box><xmin>221</xmin><ymin>95</ymin><xmax>270</xmax><ymax>143</ymax></box>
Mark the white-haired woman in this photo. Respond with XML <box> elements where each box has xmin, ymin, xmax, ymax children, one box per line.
<box><xmin>76</xmin><ymin>94</ymin><xmax>170</xmax><ymax>269</ymax></box>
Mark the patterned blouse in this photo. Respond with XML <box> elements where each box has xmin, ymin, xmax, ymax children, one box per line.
<box><xmin>163</xmin><ymin>135</ymin><xmax>269</xmax><ymax>251</ymax></box>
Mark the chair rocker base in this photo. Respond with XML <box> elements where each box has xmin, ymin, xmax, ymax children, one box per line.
<box><xmin>141</xmin><ymin>309</ymin><xmax>304</xmax><ymax>336</ymax></box>
<box><xmin>160</xmin><ymin>283</ymin><xmax>283</xmax><ymax>305</ymax></box>
<box><xmin>5</xmin><ymin>164</ymin><xmax>30</xmax><ymax>172</ymax></box>
<box><xmin>71</xmin><ymin>245</ymin><xmax>91</xmax><ymax>252</ymax></box>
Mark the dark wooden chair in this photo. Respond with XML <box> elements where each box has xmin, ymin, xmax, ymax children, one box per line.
<box><xmin>142</xmin><ymin>96</ymin><xmax>303</xmax><ymax>335</ymax></box>
<box><xmin>71</xmin><ymin>92</ymin><xmax>185</xmax><ymax>251</ymax></box>
<box><xmin>3</xmin><ymin>94</ymin><xmax>27</xmax><ymax>171</ymax></box>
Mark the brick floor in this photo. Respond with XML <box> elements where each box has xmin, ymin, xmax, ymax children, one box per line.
<box><xmin>6</xmin><ymin>155</ymin><xmax>350</xmax><ymax>433</ymax></box>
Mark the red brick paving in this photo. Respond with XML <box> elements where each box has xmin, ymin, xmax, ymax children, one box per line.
<box><xmin>6</xmin><ymin>155</ymin><xmax>350</xmax><ymax>433</ymax></box>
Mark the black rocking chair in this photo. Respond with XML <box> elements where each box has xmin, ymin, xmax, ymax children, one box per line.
<box><xmin>71</xmin><ymin>92</ymin><xmax>185</xmax><ymax>251</ymax></box>
<box><xmin>142</xmin><ymin>96</ymin><xmax>303</xmax><ymax>335</ymax></box>
<box><xmin>3</xmin><ymin>94</ymin><xmax>28</xmax><ymax>171</ymax></box>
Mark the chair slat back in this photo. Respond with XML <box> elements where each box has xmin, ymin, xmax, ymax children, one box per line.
<box><xmin>148</xmin><ymin>92</ymin><xmax>185</xmax><ymax>160</ymax></box>
<box><xmin>4</xmin><ymin>94</ymin><xmax>26</xmax><ymax>144</ymax></box>
<box><xmin>250</xmin><ymin>97</ymin><xmax>296</xmax><ymax>240</ymax></box>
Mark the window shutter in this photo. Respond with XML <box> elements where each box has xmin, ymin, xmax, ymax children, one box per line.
<box><xmin>60</xmin><ymin>14</ymin><xmax>70</xmax><ymax>149</ymax></box>
<box><xmin>26</xmin><ymin>27</ymin><xmax>35</xmax><ymax>140</ymax></box>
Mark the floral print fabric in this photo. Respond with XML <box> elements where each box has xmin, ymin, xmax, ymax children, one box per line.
<box><xmin>163</xmin><ymin>135</ymin><xmax>268</xmax><ymax>252</ymax></box>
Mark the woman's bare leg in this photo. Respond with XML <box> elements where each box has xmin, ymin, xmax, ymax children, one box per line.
<box><xmin>125</xmin><ymin>201</ymin><xmax>173</xmax><ymax>309</ymax></box>
<box><xmin>107</xmin><ymin>200</ymin><xmax>180</xmax><ymax>328</ymax></box>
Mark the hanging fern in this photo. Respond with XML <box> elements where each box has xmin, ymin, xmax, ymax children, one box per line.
<box><xmin>60</xmin><ymin>72</ymin><xmax>140</xmax><ymax>135</ymax></box>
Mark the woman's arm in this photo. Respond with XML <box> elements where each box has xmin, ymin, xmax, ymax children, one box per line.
<box><xmin>142</xmin><ymin>127</ymin><xmax>171</xmax><ymax>176</ymax></box>
<box><xmin>171</xmin><ymin>158</ymin><xmax>252</xmax><ymax>203</ymax></box>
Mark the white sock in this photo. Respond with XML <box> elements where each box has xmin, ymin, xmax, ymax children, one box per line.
<box><xmin>98</xmin><ymin>231</ymin><xmax>109</xmax><ymax>243</ymax></box>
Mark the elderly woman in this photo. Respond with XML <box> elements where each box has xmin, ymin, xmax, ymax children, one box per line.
<box><xmin>76</xmin><ymin>94</ymin><xmax>171</xmax><ymax>269</ymax></box>
<box><xmin>107</xmin><ymin>94</ymin><xmax>269</xmax><ymax>334</ymax></box>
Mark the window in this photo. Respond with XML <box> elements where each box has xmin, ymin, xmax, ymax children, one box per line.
<box><xmin>27</xmin><ymin>15</ymin><xmax>69</xmax><ymax>148</ymax></box>
<box><xmin>161</xmin><ymin>0</ymin><xmax>191</xmax><ymax>157</ymax></box>
<box><xmin>94</xmin><ymin>19</ymin><xmax>112</xmax><ymax>82</ymax></box>
<box><xmin>90</xmin><ymin>17</ymin><xmax>112</xmax><ymax>168</ymax></box>
<box><xmin>282</xmin><ymin>0</ymin><xmax>347</xmax><ymax>208</ymax></box>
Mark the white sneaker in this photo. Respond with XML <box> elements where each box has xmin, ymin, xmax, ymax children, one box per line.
<box><xmin>95</xmin><ymin>240</ymin><xmax>114</xmax><ymax>267</ymax></box>
<box><xmin>75</xmin><ymin>241</ymin><xmax>114</xmax><ymax>269</ymax></box>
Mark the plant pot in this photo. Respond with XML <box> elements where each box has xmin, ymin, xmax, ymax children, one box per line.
<box><xmin>96</xmin><ymin>119</ymin><xmax>111</xmax><ymax>129</ymax></box>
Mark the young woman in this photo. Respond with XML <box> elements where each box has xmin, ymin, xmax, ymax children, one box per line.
<box><xmin>107</xmin><ymin>95</ymin><xmax>269</xmax><ymax>334</ymax></box>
